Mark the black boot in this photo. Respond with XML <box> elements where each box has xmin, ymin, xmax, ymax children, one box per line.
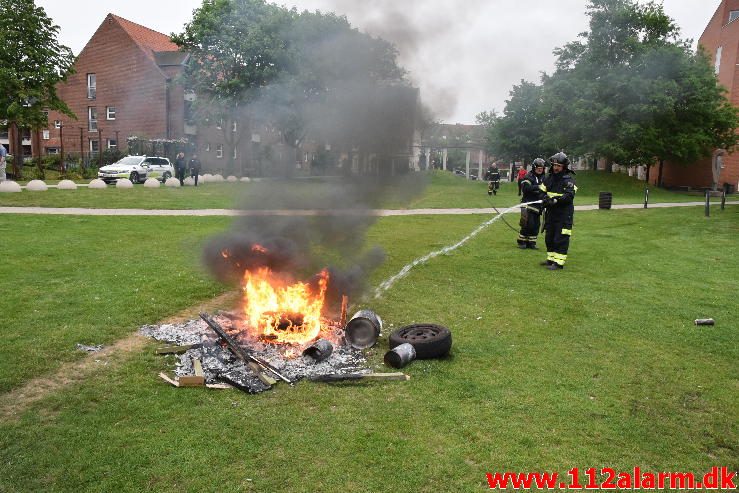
<box><xmin>547</xmin><ymin>263</ymin><xmax>564</xmax><ymax>270</ymax></box>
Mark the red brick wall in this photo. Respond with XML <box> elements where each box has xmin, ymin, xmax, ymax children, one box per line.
<box><xmin>46</xmin><ymin>15</ymin><xmax>175</xmax><ymax>155</ymax></box>
<box><xmin>657</xmin><ymin>0</ymin><xmax>739</xmax><ymax>191</ymax></box>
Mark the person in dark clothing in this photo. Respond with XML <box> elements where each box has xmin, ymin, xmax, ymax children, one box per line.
<box><xmin>188</xmin><ymin>154</ymin><xmax>202</xmax><ymax>186</ymax></box>
<box><xmin>539</xmin><ymin>152</ymin><xmax>577</xmax><ymax>270</ymax></box>
<box><xmin>517</xmin><ymin>158</ymin><xmax>546</xmax><ymax>249</ymax></box>
<box><xmin>484</xmin><ymin>163</ymin><xmax>501</xmax><ymax>195</ymax></box>
<box><xmin>174</xmin><ymin>152</ymin><xmax>186</xmax><ymax>186</ymax></box>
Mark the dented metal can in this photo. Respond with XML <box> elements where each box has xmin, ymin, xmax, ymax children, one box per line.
<box><xmin>384</xmin><ymin>342</ymin><xmax>416</xmax><ymax>369</ymax></box>
<box><xmin>302</xmin><ymin>339</ymin><xmax>334</xmax><ymax>362</ymax></box>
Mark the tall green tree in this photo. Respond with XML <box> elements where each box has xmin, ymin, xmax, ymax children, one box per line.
<box><xmin>483</xmin><ymin>80</ymin><xmax>548</xmax><ymax>163</ymax></box>
<box><xmin>173</xmin><ymin>1</ymin><xmax>406</xmax><ymax>176</ymax></box>
<box><xmin>172</xmin><ymin>0</ymin><xmax>292</xmax><ymax>174</ymax></box>
<box><xmin>543</xmin><ymin>0</ymin><xmax>682</xmax><ymax>165</ymax></box>
<box><xmin>259</xmin><ymin>9</ymin><xmax>405</xmax><ymax>173</ymax></box>
<box><xmin>0</xmin><ymin>0</ymin><xmax>75</xmax><ymax>178</ymax></box>
<box><xmin>485</xmin><ymin>0</ymin><xmax>738</xmax><ymax>183</ymax></box>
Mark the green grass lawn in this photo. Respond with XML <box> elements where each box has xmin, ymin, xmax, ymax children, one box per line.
<box><xmin>0</xmin><ymin>170</ymin><xmax>711</xmax><ymax>210</ymax></box>
<box><xmin>0</xmin><ymin>192</ymin><xmax>737</xmax><ymax>491</ymax></box>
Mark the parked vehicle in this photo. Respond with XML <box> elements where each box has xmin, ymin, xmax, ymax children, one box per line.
<box><xmin>98</xmin><ymin>156</ymin><xmax>174</xmax><ymax>184</ymax></box>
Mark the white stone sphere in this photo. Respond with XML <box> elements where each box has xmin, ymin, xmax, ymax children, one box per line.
<box><xmin>144</xmin><ymin>178</ymin><xmax>160</xmax><ymax>188</ymax></box>
<box><xmin>116</xmin><ymin>178</ymin><xmax>134</xmax><ymax>189</ymax></box>
<box><xmin>226</xmin><ymin>175</ymin><xmax>238</xmax><ymax>182</ymax></box>
<box><xmin>0</xmin><ymin>181</ymin><xmax>22</xmax><ymax>193</ymax></box>
<box><xmin>26</xmin><ymin>180</ymin><xmax>48</xmax><ymax>191</ymax></box>
<box><xmin>164</xmin><ymin>177</ymin><xmax>181</xmax><ymax>187</ymax></box>
<box><xmin>211</xmin><ymin>174</ymin><xmax>224</xmax><ymax>182</ymax></box>
<box><xmin>57</xmin><ymin>180</ymin><xmax>77</xmax><ymax>190</ymax></box>
<box><xmin>240</xmin><ymin>177</ymin><xmax>251</xmax><ymax>183</ymax></box>
<box><xmin>202</xmin><ymin>173</ymin><xmax>213</xmax><ymax>183</ymax></box>
<box><xmin>88</xmin><ymin>179</ymin><xmax>107</xmax><ymax>189</ymax></box>
<box><xmin>183</xmin><ymin>176</ymin><xmax>195</xmax><ymax>186</ymax></box>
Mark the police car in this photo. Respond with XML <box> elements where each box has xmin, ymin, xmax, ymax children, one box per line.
<box><xmin>98</xmin><ymin>156</ymin><xmax>174</xmax><ymax>184</ymax></box>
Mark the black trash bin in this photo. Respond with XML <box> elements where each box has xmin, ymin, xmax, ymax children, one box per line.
<box><xmin>598</xmin><ymin>191</ymin><xmax>612</xmax><ymax>209</ymax></box>
<box><xmin>723</xmin><ymin>182</ymin><xmax>735</xmax><ymax>194</ymax></box>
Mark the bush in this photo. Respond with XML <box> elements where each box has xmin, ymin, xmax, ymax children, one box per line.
<box><xmin>41</xmin><ymin>154</ymin><xmax>62</xmax><ymax>169</ymax></box>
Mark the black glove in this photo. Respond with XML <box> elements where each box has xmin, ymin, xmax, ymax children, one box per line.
<box><xmin>543</xmin><ymin>196</ymin><xmax>558</xmax><ymax>207</ymax></box>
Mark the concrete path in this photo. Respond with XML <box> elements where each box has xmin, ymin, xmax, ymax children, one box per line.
<box><xmin>0</xmin><ymin>201</ymin><xmax>737</xmax><ymax>216</ymax></box>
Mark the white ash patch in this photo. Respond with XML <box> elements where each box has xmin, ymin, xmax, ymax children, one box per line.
<box><xmin>139</xmin><ymin>319</ymin><xmax>213</xmax><ymax>345</ymax></box>
<box><xmin>76</xmin><ymin>343</ymin><xmax>104</xmax><ymax>352</ymax></box>
<box><xmin>141</xmin><ymin>317</ymin><xmax>370</xmax><ymax>393</ymax></box>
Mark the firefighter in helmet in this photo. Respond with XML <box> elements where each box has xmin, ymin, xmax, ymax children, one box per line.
<box><xmin>539</xmin><ymin>152</ymin><xmax>577</xmax><ymax>269</ymax></box>
<box><xmin>517</xmin><ymin>158</ymin><xmax>547</xmax><ymax>249</ymax></box>
<box><xmin>484</xmin><ymin>163</ymin><xmax>501</xmax><ymax>195</ymax></box>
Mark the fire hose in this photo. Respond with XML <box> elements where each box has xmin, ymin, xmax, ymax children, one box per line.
<box><xmin>486</xmin><ymin>188</ymin><xmax>542</xmax><ymax>233</ymax></box>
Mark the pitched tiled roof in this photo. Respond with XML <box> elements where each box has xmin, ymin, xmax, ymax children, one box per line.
<box><xmin>109</xmin><ymin>14</ymin><xmax>180</xmax><ymax>62</ymax></box>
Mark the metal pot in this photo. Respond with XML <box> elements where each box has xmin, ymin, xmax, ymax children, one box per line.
<box><xmin>343</xmin><ymin>310</ymin><xmax>382</xmax><ymax>349</ymax></box>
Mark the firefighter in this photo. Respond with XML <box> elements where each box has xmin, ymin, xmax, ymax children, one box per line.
<box><xmin>517</xmin><ymin>158</ymin><xmax>547</xmax><ymax>249</ymax></box>
<box><xmin>540</xmin><ymin>152</ymin><xmax>577</xmax><ymax>270</ymax></box>
<box><xmin>484</xmin><ymin>163</ymin><xmax>501</xmax><ymax>195</ymax></box>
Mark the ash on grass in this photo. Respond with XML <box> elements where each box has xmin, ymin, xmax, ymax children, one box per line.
<box><xmin>140</xmin><ymin>318</ymin><xmax>369</xmax><ymax>393</ymax></box>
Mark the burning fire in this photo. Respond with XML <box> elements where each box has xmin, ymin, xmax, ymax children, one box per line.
<box><xmin>241</xmin><ymin>266</ymin><xmax>329</xmax><ymax>345</ymax></box>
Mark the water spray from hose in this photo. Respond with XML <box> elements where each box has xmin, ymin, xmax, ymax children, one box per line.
<box><xmin>374</xmin><ymin>200</ymin><xmax>542</xmax><ymax>298</ymax></box>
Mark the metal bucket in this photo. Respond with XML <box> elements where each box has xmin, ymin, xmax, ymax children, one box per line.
<box><xmin>384</xmin><ymin>342</ymin><xmax>416</xmax><ymax>369</ymax></box>
<box><xmin>344</xmin><ymin>310</ymin><xmax>382</xmax><ymax>349</ymax></box>
<box><xmin>302</xmin><ymin>339</ymin><xmax>334</xmax><ymax>362</ymax></box>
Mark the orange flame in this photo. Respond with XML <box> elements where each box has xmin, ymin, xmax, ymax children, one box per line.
<box><xmin>241</xmin><ymin>268</ymin><xmax>329</xmax><ymax>345</ymax></box>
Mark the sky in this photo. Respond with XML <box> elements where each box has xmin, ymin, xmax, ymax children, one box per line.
<box><xmin>36</xmin><ymin>0</ymin><xmax>720</xmax><ymax>124</ymax></box>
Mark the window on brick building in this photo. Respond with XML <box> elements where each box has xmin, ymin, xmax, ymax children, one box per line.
<box><xmin>87</xmin><ymin>74</ymin><xmax>96</xmax><ymax>99</ymax></box>
<box><xmin>88</xmin><ymin>107</ymin><xmax>97</xmax><ymax>131</ymax></box>
<box><xmin>730</xmin><ymin>10</ymin><xmax>739</xmax><ymax>23</ymax></box>
<box><xmin>107</xmin><ymin>139</ymin><xmax>117</xmax><ymax>149</ymax></box>
<box><xmin>42</xmin><ymin>130</ymin><xmax>50</xmax><ymax>140</ymax></box>
<box><xmin>715</xmin><ymin>46</ymin><xmax>722</xmax><ymax>75</ymax></box>
<box><xmin>216</xmin><ymin>118</ymin><xmax>223</xmax><ymax>129</ymax></box>
<box><xmin>46</xmin><ymin>147</ymin><xmax>59</xmax><ymax>155</ymax></box>
<box><xmin>89</xmin><ymin>139</ymin><xmax>99</xmax><ymax>154</ymax></box>
<box><xmin>205</xmin><ymin>143</ymin><xmax>211</xmax><ymax>152</ymax></box>
<box><xmin>216</xmin><ymin>144</ymin><xmax>223</xmax><ymax>158</ymax></box>
<box><xmin>54</xmin><ymin>120</ymin><xmax>61</xmax><ymax>128</ymax></box>
<box><xmin>106</xmin><ymin>107</ymin><xmax>116</xmax><ymax>120</ymax></box>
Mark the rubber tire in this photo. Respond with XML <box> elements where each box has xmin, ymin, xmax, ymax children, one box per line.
<box><xmin>388</xmin><ymin>324</ymin><xmax>452</xmax><ymax>359</ymax></box>
<box><xmin>130</xmin><ymin>172</ymin><xmax>139</xmax><ymax>184</ymax></box>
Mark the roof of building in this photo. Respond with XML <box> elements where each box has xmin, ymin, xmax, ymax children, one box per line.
<box><xmin>108</xmin><ymin>14</ymin><xmax>180</xmax><ymax>62</ymax></box>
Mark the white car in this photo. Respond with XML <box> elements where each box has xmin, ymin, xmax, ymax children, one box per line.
<box><xmin>98</xmin><ymin>156</ymin><xmax>174</xmax><ymax>184</ymax></box>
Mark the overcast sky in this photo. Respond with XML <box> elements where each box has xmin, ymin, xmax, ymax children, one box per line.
<box><xmin>36</xmin><ymin>0</ymin><xmax>720</xmax><ymax>124</ymax></box>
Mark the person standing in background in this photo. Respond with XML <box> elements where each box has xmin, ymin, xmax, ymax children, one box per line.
<box><xmin>189</xmin><ymin>154</ymin><xmax>202</xmax><ymax>186</ymax></box>
<box><xmin>174</xmin><ymin>152</ymin><xmax>186</xmax><ymax>186</ymax></box>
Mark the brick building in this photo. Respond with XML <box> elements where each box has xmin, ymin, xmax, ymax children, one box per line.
<box><xmin>655</xmin><ymin>0</ymin><xmax>739</xmax><ymax>191</ymax></box>
<box><xmin>36</xmin><ymin>13</ymin><xmax>419</xmax><ymax>177</ymax></box>
<box><xmin>44</xmin><ymin>14</ymin><xmax>187</xmax><ymax>162</ymax></box>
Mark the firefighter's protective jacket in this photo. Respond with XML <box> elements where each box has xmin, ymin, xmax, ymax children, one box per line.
<box><xmin>540</xmin><ymin>171</ymin><xmax>577</xmax><ymax>226</ymax></box>
<box><xmin>520</xmin><ymin>171</ymin><xmax>545</xmax><ymax>214</ymax></box>
<box><xmin>484</xmin><ymin>166</ymin><xmax>501</xmax><ymax>182</ymax></box>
